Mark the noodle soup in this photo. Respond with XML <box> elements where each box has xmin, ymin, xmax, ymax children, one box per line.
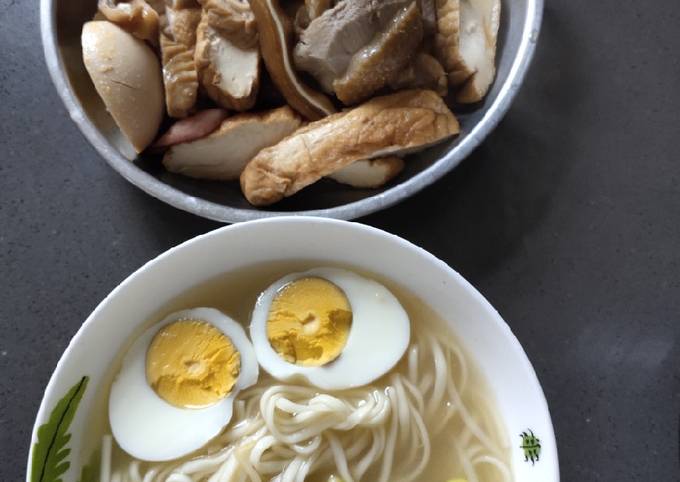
<box><xmin>82</xmin><ymin>262</ymin><xmax>512</xmax><ymax>482</ymax></box>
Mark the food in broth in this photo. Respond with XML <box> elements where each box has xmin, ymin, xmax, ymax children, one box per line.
<box><xmin>84</xmin><ymin>265</ymin><xmax>512</xmax><ymax>481</ymax></box>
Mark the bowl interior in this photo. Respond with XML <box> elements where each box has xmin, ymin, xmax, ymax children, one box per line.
<box><xmin>28</xmin><ymin>218</ymin><xmax>558</xmax><ymax>482</ymax></box>
<box><xmin>47</xmin><ymin>0</ymin><xmax>537</xmax><ymax>220</ymax></box>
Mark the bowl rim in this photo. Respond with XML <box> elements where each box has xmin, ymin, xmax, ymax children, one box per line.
<box><xmin>40</xmin><ymin>0</ymin><xmax>544</xmax><ymax>223</ymax></box>
<box><xmin>26</xmin><ymin>216</ymin><xmax>559</xmax><ymax>481</ymax></box>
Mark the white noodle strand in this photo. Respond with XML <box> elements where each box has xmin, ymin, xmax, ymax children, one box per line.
<box><xmin>110</xmin><ymin>331</ymin><xmax>511</xmax><ymax>482</ymax></box>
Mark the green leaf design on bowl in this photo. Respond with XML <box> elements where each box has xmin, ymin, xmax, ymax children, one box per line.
<box><xmin>31</xmin><ymin>376</ymin><xmax>89</xmax><ymax>482</ymax></box>
<box><xmin>520</xmin><ymin>429</ymin><xmax>541</xmax><ymax>465</ymax></box>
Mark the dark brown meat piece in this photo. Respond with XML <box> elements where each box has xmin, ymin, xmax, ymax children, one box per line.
<box><xmin>333</xmin><ymin>3</ymin><xmax>424</xmax><ymax>105</ymax></box>
<box><xmin>293</xmin><ymin>0</ymin><xmax>415</xmax><ymax>92</ymax></box>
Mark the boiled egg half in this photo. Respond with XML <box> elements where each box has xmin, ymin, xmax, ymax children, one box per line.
<box><xmin>250</xmin><ymin>268</ymin><xmax>410</xmax><ymax>390</ymax></box>
<box><xmin>109</xmin><ymin>308</ymin><xmax>258</xmax><ymax>461</ymax></box>
<box><xmin>82</xmin><ymin>21</ymin><xmax>164</xmax><ymax>153</ymax></box>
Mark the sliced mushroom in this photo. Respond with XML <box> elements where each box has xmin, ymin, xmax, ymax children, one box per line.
<box><xmin>198</xmin><ymin>0</ymin><xmax>258</xmax><ymax>48</ymax></box>
<box><xmin>155</xmin><ymin>108</ymin><xmax>228</xmax><ymax>148</ymax></box>
<box><xmin>333</xmin><ymin>2</ymin><xmax>424</xmax><ymax>105</ymax></box>
<box><xmin>164</xmin><ymin>5</ymin><xmax>202</xmax><ymax>46</ymax></box>
<box><xmin>164</xmin><ymin>106</ymin><xmax>301</xmax><ymax>180</ymax></box>
<box><xmin>434</xmin><ymin>0</ymin><xmax>501</xmax><ymax>99</ymax></box>
<box><xmin>159</xmin><ymin>7</ymin><xmax>202</xmax><ymax>118</ymax></box>
<box><xmin>389</xmin><ymin>52</ymin><xmax>448</xmax><ymax>97</ymax></box>
<box><xmin>160</xmin><ymin>33</ymin><xmax>198</xmax><ymax>118</ymax></box>
<box><xmin>250</xmin><ymin>0</ymin><xmax>336</xmax><ymax>120</ymax></box>
<box><xmin>240</xmin><ymin>89</ymin><xmax>459</xmax><ymax>206</ymax></box>
<box><xmin>455</xmin><ymin>0</ymin><xmax>501</xmax><ymax>103</ymax></box>
<box><xmin>434</xmin><ymin>0</ymin><xmax>468</xmax><ymax>85</ymax></box>
<box><xmin>194</xmin><ymin>12</ymin><xmax>260</xmax><ymax>111</ymax></box>
<box><xmin>98</xmin><ymin>0</ymin><xmax>159</xmax><ymax>41</ymax></box>
<box><xmin>328</xmin><ymin>158</ymin><xmax>405</xmax><ymax>189</ymax></box>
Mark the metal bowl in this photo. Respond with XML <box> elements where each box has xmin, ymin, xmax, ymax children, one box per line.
<box><xmin>41</xmin><ymin>0</ymin><xmax>543</xmax><ymax>223</ymax></box>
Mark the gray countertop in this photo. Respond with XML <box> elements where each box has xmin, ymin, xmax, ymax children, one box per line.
<box><xmin>1</xmin><ymin>0</ymin><xmax>679</xmax><ymax>480</ymax></box>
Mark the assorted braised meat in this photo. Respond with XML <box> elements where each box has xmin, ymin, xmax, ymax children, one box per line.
<box><xmin>82</xmin><ymin>0</ymin><xmax>501</xmax><ymax>207</ymax></box>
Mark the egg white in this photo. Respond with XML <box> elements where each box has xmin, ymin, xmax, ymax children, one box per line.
<box><xmin>109</xmin><ymin>308</ymin><xmax>258</xmax><ymax>462</ymax></box>
<box><xmin>250</xmin><ymin>268</ymin><xmax>411</xmax><ymax>390</ymax></box>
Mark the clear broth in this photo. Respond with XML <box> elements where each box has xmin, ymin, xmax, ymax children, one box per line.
<box><xmin>81</xmin><ymin>261</ymin><xmax>512</xmax><ymax>481</ymax></box>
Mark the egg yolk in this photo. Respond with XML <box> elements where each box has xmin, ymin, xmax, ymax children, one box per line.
<box><xmin>146</xmin><ymin>320</ymin><xmax>240</xmax><ymax>409</ymax></box>
<box><xmin>267</xmin><ymin>277</ymin><xmax>352</xmax><ymax>367</ymax></box>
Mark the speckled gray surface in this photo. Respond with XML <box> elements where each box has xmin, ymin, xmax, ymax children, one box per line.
<box><xmin>1</xmin><ymin>0</ymin><xmax>679</xmax><ymax>480</ymax></box>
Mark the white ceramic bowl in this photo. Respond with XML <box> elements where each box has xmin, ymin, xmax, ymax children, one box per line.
<box><xmin>27</xmin><ymin>218</ymin><xmax>559</xmax><ymax>481</ymax></box>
